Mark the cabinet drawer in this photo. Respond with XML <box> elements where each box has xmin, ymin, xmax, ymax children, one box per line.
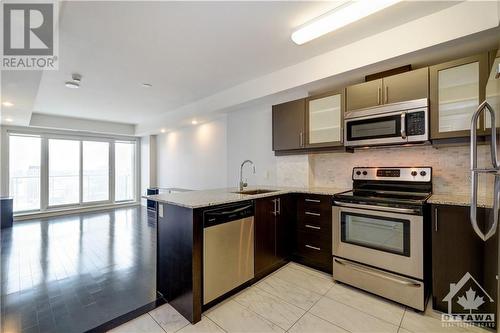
<box><xmin>296</xmin><ymin>229</ymin><xmax>331</xmax><ymax>260</ymax></box>
<box><xmin>298</xmin><ymin>194</ymin><xmax>331</xmax><ymax>207</ymax></box>
<box><xmin>297</xmin><ymin>212</ymin><xmax>331</xmax><ymax>232</ymax></box>
<box><xmin>297</xmin><ymin>194</ymin><xmax>332</xmax><ymax>230</ymax></box>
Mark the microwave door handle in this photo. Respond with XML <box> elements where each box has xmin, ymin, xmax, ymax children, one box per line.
<box><xmin>400</xmin><ymin>112</ymin><xmax>407</xmax><ymax>139</ymax></box>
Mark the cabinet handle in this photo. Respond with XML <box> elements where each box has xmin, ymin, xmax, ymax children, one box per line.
<box><xmin>299</xmin><ymin>132</ymin><xmax>304</xmax><ymax>147</ymax></box>
<box><xmin>305</xmin><ymin>199</ymin><xmax>320</xmax><ymax>203</ymax></box>
<box><xmin>272</xmin><ymin>199</ymin><xmax>277</xmax><ymax>216</ymax></box>
<box><xmin>305</xmin><ymin>244</ymin><xmax>321</xmax><ymax>251</ymax></box>
<box><xmin>377</xmin><ymin>87</ymin><xmax>381</xmax><ymax>105</ymax></box>
<box><xmin>434</xmin><ymin>207</ymin><xmax>438</xmax><ymax>232</ymax></box>
<box><xmin>277</xmin><ymin>198</ymin><xmax>281</xmax><ymax>215</ymax></box>
<box><xmin>305</xmin><ymin>211</ymin><xmax>321</xmax><ymax>216</ymax></box>
<box><xmin>385</xmin><ymin>86</ymin><xmax>389</xmax><ymax>104</ymax></box>
<box><xmin>305</xmin><ymin>224</ymin><xmax>321</xmax><ymax>230</ymax></box>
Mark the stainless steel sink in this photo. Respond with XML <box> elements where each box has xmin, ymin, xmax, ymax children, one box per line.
<box><xmin>232</xmin><ymin>189</ymin><xmax>278</xmax><ymax>195</ymax></box>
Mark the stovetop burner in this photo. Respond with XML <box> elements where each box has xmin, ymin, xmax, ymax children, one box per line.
<box><xmin>335</xmin><ymin>189</ymin><xmax>431</xmax><ymax>204</ymax></box>
<box><xmin>334</xmin><ymin>167</ymin><xmax>433</xmax><ymax>209</ymax></box>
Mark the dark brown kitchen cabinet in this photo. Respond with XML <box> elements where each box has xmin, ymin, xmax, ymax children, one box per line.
<box><xmin>293</xmin><ymin>194</ymin><xmax>332</xmax><ymax>273</ymax></box>
<box><xmin>430</xmin><ymin>53</ymin><xmax>490</xmax><ymax>139</ymax></box>
<box><xmin>254</xmin><ymin>195</ymin><xmax>290</xmax><ymax>278</ymax></box>
<box><xmin>346</xmin><ymin>68</ymin><xmax>429</xmax><ymax>112</ymax></box>
<box><xmin>272</xmin><ymin>99</ymin><xmax>306</xmax><ymax>151</ymax></box>
<box><xmin>431</xmin><ymin>204</ymin><xmax>497</xmax><ymax>319</ymax></box>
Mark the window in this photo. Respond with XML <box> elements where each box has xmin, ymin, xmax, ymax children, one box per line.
<box><xmin>9</xmin><ymin>135</ymin><xmax>41</xmax><ymax>212</ymax></box>
<box><xmin>83</xmin><ymin>141</ymin><xmax>109</xmax><ymax>202</ymax></box>
<box><xmin>8</xmin><ymin>132</ymin><xmax>137</xmax><ymax>214</ymax></box>
<box><xmin>115</xmin><ymin>142</ymin><xmax>135</xmax><ymax>201</ymax></box>
<box><xmin>48</xmin><ymin>139</ymin><xmax>80</xmax><ymax>206</ymax></box>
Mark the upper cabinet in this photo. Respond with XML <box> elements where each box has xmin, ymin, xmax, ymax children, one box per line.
<box><xmin>306</xmin><ymin>90</ymin><xmax>344</xmax><ymax>148</ymax></box>
<box><xmin>430</xmin><ymin>53</ymin><xmax>489</xmax><ymax>139</ymax></box>
<box><xmin>346</xmin><ymin>68</ymin><xmax>429</xmax><ymax>112</ymax></box>
<box><xmin>486</xmin><ymin>50</ymin><xmax>500</xmax><ymax>130</ymax></box>
<box><xmin>272</xmin><ymin>99</ymin><xmax>306</xmax><ymax>151</ymax></box>
<box><xmin>346</xmin><ymin>79</ymin><xmax>382</xmax><ymax>111</ymax></box>
<box><xmin>382</xmin><ymin>68</ymin><xmax>429</xmax><ymax>104</ymax></box>
<box><xmin>272</xmin><ymin>90</ymin><xmax>344</xmax><ymax>152</ymax></box>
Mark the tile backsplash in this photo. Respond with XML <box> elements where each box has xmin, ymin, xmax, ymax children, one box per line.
<box><xmin>277</xmin><ymin>144</ymin><xmax>495</xmax><ymax>196</ymax></box>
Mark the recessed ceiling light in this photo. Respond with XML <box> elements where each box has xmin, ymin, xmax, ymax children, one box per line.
<box><xmin>65</xmin><ymin>81</ymin><xmax>80</xmax><ymax>89</ymax></box>
<box><xmin>2</xmin><ymin>101</ymin><xmax>14</xmax><ymax>107</ymax></box>
<box><xmin>291</xmin><ymin>0</ymin><xmax>402</xmax><ymax>45</ymax></box>
<box><xmin>65</xmin><ymin>73</ymin><xmax>82</xmax><ymax>88</ymax></box>
<box><xmin>142</xmin><ymin>83</ymin><xmax>152</xmax><ymax>88</ymax></box>
<box><xmin>161</xmin><ymin>129</ymin><xmax>166</xmax><ymax>133</ymax></box>
<box><xmin>5</xmin><ymin>118</ymin><xmax>13</xmax><ymax>122</ymax></box>
<box><xmin>191</xmin><ymin>120</ymin><xmax>198</xmax><ymax>125</ymax></box>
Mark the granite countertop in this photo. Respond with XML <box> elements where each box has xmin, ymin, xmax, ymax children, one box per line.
<box><xmin>428</xmin><ymin>193</ymin><xmax>494</xmax><ymax>208</ymax></box>
<box><xmin>144</xmin><ymin>186</ymin><xmax>349</xmax><ymax>209</ymax></box>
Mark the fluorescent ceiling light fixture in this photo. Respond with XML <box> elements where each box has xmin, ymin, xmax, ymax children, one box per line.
<box><xmin>2</xmin><ymin>101</ymin><xmax>14</xmax><ymax>107</ymax></box>
<box><xmin>161</xmin><ymin>129</ymin><xmax>166</xmax><ymax>133</ymax></box>
<box><xmin>5</xmin><ymin>118</ymin><xmax>13</xmax><ymax>122</ymax></box>
<box><xmin>291</xmin><ymin>0</ymin><xmax>402</xmax><ymax>45</ymax></box>
<box><xmin>191</xmin><ymin>120</ymin><xmax>198</xmax><ymax>125</ymax></box>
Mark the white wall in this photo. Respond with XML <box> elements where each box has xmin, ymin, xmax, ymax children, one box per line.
<box><xmin>154</xmin><ymin>106</ymin><xmax>280</xmax><ymax>190</ymax></box>
<box><xmin>156</xmin><ymin>116</ymin><xmax>228</xmax><ymax>190</ymax></box>
<box><xmin>226</xmin><ymin>106</ymin><xmax>277</xmax><ymax>188</ymax></box>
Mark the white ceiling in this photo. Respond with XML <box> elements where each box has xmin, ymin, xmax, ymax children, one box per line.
<box><xmin>1</xmin><ymin>0</ymin><xmax>464</xmax><ymax>128</ymax></box>
<box><xmin>35</xmin><ymin>1</ymin><xmax>346</xmax><ymax>124</ymax></box>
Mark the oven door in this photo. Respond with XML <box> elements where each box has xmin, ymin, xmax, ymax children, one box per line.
<box><xmin>333</xmin><ymin>205</ymin><xmax>423</xmax><ymax>279</ymax></box>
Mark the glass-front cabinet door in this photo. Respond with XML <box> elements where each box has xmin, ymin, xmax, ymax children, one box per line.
<box><xmin>306</xmin><ymin>90</ymin><xmax>344</xmax><ymax>147</ymax></box>
<box><xmin>430</xmin><ymin>53</ymin><xmax>489</xmax><ymax>139</ymax></box>
<box><xmin>485</xmin><ymin>52</ymin><xmax>500</xmax><ymax>130</ymax></box>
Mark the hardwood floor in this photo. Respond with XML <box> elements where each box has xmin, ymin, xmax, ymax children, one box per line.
<box><xmin>1</xmin><ymin>206</ymin><xmax>157</xmax><ymax>333</ymax></box>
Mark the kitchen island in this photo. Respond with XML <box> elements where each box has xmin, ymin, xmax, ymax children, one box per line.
<box><xmin>145</xmin><ymin>186</ymin><xmax>346</xmax><ymax>323</ymax></box>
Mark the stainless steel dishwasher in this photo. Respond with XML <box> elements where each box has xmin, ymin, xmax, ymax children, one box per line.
<box><xmin>203</xmin><ymin>202</ymin><xmax>254</xmax><ymax>305</ymax></box>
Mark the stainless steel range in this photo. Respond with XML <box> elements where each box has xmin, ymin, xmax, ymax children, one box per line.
<box><xmin>332</xmin><ymin>166</ymin><xmax>432</xmax><ymax>311</ymax></box>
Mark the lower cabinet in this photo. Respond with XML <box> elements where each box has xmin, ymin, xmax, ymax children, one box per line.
<box><xmin>254</xmin><ymin>195</ymin><xmax>291</xmax><ymax>278</ymax></box>
<box><xmin>293</xmin><ymin>194</ymin><xmax>333</xmax><ymax>273</ymax></box>
<box><xmin>431</xmin><ymin>204</ymin><xmax>497</xmax><ymax>320</ymax></box>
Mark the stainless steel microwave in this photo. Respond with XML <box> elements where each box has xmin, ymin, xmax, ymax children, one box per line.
<box><xmin>344</xmin><ymin>98</ymin><xmax>429</xmax><ymax>147</ymax></box>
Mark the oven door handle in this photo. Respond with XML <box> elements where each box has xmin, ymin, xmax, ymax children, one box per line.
<box><xmin>334</xmin><ymin>258</ymin><xmax>421</xmax><ymax>287</ymax></box>
<box><xmin>333</xmin><ymin>201</ymin><xmax>418</xmax><ymax>214</ymax></box>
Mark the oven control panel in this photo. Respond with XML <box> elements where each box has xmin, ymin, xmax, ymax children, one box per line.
<box><xmin>353</xmin><ymin>167</ymin><xmax>432</xmax><ymax>182</ymax></box>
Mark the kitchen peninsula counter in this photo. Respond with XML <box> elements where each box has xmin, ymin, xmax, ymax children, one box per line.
<box><xmin>145</xmin><ymin>186</ymin><xmax>348</xmax><ymax>209</ymax></box>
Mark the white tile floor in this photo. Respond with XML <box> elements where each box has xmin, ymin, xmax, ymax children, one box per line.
<box><xmin>109</xmin><ymin>262</ymin><xmax>489</xmax><ymax>333</ymax></box>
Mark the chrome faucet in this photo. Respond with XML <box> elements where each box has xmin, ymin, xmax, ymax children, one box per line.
<box><xmin>239</xmin><ymin>160</ymin><xmax>255</xmax><ymax>191</ymax></box>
